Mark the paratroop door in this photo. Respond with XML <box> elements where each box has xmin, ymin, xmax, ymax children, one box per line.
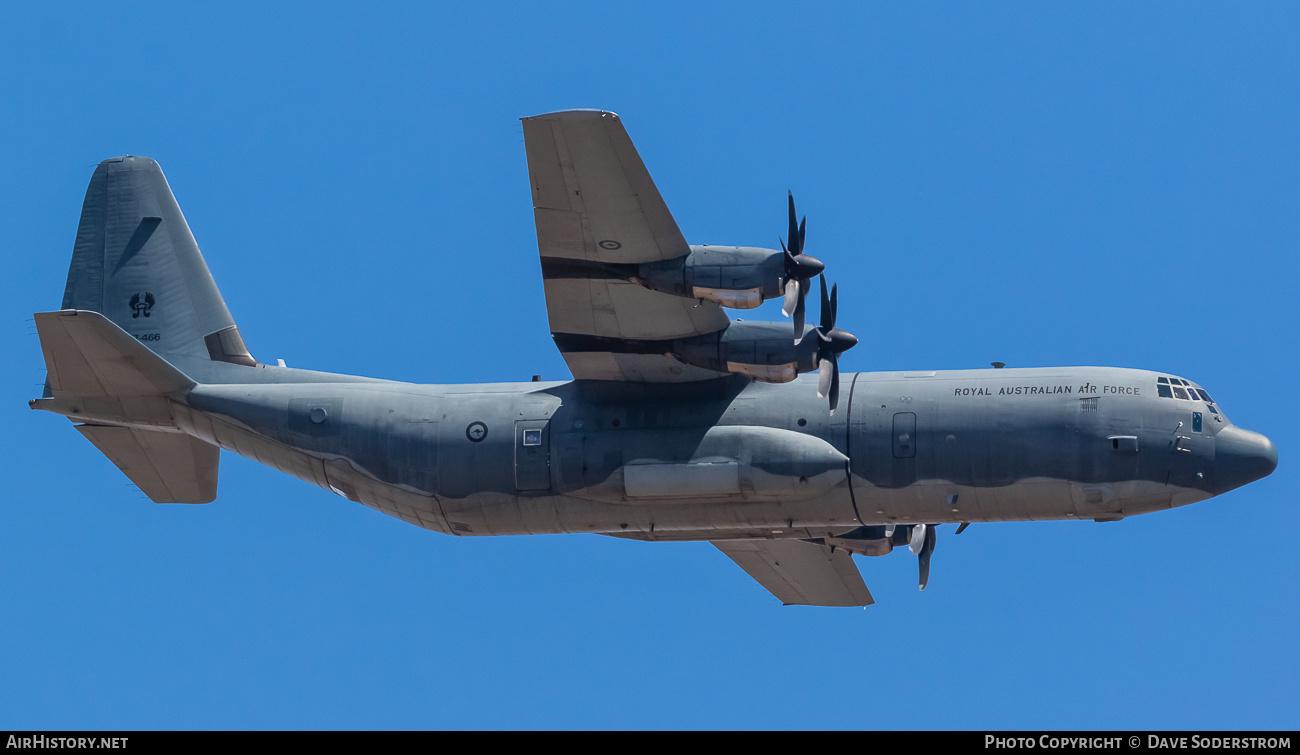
<box><xmin>515</xmin><ymin>419</ymin><xmax>551</xmax><ymax>492</ymax></box>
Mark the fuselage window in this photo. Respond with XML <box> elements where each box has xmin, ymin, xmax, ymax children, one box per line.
<box><xmin>1192</xmin><ymin>412</ymin><xmax>1203</xmax><ymax>432</ymax></box>
<box><xmin>1157</xmin><ymin>384</ymin><xmax>1173</xmax><ymax>398</ymax></box>
<box><xmin>1157</xmin><ymin>377</ymin><xmax>1169</xmax><ymax>384</ymax></box>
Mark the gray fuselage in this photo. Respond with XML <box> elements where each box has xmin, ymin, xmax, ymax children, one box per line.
<box><xmin>173</xmin><ymin>363</ymin><xmax>1277</xmax><ymax>542</ymax></box>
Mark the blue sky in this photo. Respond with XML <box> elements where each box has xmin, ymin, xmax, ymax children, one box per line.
<box><xmin>2</xmin><ymin>3</ymin><xmax>1296</xmax><ymax>729</ymax></box>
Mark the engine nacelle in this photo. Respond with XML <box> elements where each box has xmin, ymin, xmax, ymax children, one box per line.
<box><xmin>678</xmin><ymin>245</ymin><xmax>786</xmax><ymax>309</ymax></box>
<box><xmin>541</xmin><ymin>246</ymin><xmax>786</xmax><ymax>309</ymax></box>
<box><xmin>816</xmin><ymin>526</ymin><xmax>899</xmax><ymax>557</ymax></box>
<box><xmin>669</xmin><ymin>320</ymin><xmax>822</xmax><ymax>383</ymax></box>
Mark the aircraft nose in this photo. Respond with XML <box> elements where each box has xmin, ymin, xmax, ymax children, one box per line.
<box><xmin>1215</xmin><ymin>426</ymin><xmax>1278</xmax><ymax>495</ymax></box>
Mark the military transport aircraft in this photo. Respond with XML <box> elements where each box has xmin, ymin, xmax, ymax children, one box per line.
<box><xmin>31</xmin><ymin>109</ymin><xmax>1277</xmax><ymax>606</ymax></box>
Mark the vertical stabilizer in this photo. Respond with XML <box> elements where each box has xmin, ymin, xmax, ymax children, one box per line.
<box><xmin>62</xmin><ymin>156</ymin><xmax>256</xmax><ymax>368</ymax></box>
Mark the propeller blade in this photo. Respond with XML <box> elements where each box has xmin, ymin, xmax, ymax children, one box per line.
<box><xmin>828</xmin><ymin>356</ymin><xmax>840</xmax><ymax>415</ymax></box>
<box><xmin>819</xmin><ymin>276</ymin><xmax>832</xmax><ymax>331</ymax></box>
<box><xmin>817</xmin><ymin>357</ymin><xmax>833</xmax><ymax>399</ymax></box>
<box><xmin>918</xmin><ymin>525</ymin><xmax>937</xmax><ymax>591</ymax></box>
<box><xmin>793</xmin><ymin>288</ymin><xmax>805</xmax><ymax>340</ymax></box>
<box><xmin>829</xmin><ymin>282</ymin><xmax>838</xmax><ymax>328</ymax></box>
<box><xmin>787</xmin><ymin>192</ymin><xmax>801</xmax><ymax>256</ymax></box>
<box><xmin>782</xmin><ymin>278</ymin><xmax>799</xmax><ymax>318</ymax></box>
<box><xmin>908</xmin><ymin>523</ymin><xmax>927</xmax><ymax>555</ymax></box>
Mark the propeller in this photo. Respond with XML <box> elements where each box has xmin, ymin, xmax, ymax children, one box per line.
<box><xmin>779</xmin><ymin>192</ymin><xmax>824</xmax><ymax>340</ymax></box>
<box><xmin>812</xmin><ymin>275</ymin><xmax>858</xmax><ymax>414</ymax></box>
<box><xmin>908</xmin><ymin>523</ymin><xmax>938</xmax><ymax>591</ymax></box>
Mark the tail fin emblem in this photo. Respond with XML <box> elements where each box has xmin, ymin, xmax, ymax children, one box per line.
<box><xmin>129</xmin><ymin>292</ymin><xmax>156</xmax><ymax>318</ymax></box>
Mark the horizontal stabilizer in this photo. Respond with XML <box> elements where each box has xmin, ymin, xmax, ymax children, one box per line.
<box><xmin>76</xmin><ymin>425</ymin><xmax>218</xmax><ymax>503</ymax></box>
<box><xmin>33</xmin><ymin>309</ymin><xmax>219</xmax><ymax>503</ymax></box>
<box><xmin>36</xmin><ymin>309</ymin><xmax>192</xmax><ymax>398</ymax></box>
<box><xmin>712</xmin><ymin>539</ymin><xmax>874</xmax><ymax>607</ymax></box>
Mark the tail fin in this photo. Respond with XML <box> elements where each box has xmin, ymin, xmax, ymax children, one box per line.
<box><xmin>62</xmin><ymin>156</ymin><xmax>257</xmax><ymax>368</ymax></box>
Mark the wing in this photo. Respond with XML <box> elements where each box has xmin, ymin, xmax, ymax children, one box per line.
<box><xmin>712</xmin><ymin>539</ymin><xmax>874</xmax><ymax>607</ymax></box>
<box><xmin>522</xmin><ymin>109</ymin><xmax>730</xmax><ymax>382</ymax></box>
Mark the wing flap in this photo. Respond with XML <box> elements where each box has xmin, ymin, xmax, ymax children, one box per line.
<box><xmin>543</xmin><ymin>278</ymin><xmax>728</xmax><ymax>341</ymax></box>
<box><xmin>712</xmin><ymin>539</ymin><xmax>874</xmax><ymax>607</ymax></box>
<box><xmin>557</xmin><ymin>352</ymin><xmax>727</xmax><ymax>383</ymax></box>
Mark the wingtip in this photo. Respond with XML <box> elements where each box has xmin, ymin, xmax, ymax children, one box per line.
<box><xmin>522</xmin><ymin>109</ymin><xmax>620</xmax><ymax>122</ymax></box>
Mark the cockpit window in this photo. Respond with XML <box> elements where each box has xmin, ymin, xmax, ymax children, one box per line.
<box><xmin>1156</xmin><ymin>376</ymin><xmax>1223</xmax><ymax>414</ymax></box>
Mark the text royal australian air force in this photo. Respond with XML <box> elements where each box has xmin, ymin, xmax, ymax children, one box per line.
<box><xmin>953</xmin><ymin>381</ymin><xmax>1142</xmax><ymax>398</ymax></box>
